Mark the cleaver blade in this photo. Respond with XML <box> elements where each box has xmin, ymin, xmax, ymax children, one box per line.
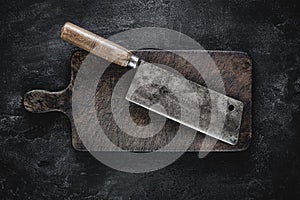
<box><xmin>125</xmin><ymin>61</ymin><xmax>244</xmax><ymax>145</ymax></box>
<box><xmin>61</xmin><ymin>22</ymin><xmax>244</xmax><ymax>145</ymax></box>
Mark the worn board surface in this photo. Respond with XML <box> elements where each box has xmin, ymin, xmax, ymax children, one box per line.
<box><xmin>1</xmin><ymin>0</ymin><xmax>300</xmax><ymax>199</ymax></box>
<box><xmin>24</xmin><ymin>50</ymin><xmax>252</xmax><ymax>151</ymax></box>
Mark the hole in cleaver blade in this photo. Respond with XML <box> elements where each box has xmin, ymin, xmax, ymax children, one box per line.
<box><xmin>125</xmin><ymin>61</ymin><xmax>244</xmax><ymax>145</ymax></box>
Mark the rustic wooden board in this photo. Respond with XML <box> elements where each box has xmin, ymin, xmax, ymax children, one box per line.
<box><xmin>24</xmin><ymin>50</ymin><xmax>252</xmax><ymax>152</ymax></box>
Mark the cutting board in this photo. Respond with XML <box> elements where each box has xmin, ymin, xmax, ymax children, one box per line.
<box><xmin>24</xmin><ymin>50</ymin><xmax>252</xmax><ymax>152</ymax></box>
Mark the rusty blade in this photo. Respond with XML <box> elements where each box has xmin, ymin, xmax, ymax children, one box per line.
<box><xmin>125</xmin><ymin>61</ymin><xmax>244</xmax><ymax>145</ymax></box>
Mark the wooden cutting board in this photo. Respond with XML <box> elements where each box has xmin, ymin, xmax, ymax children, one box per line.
<box><xmin>24</xmin><ymin>50</ymin><xmax>252</xmax><ymax>152</ymax></box>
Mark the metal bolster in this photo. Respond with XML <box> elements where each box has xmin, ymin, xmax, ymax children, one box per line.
<box><xmin>127</xmin><ymin>55</ymin><xmax>140</xmax><ymax>68</ymax></box>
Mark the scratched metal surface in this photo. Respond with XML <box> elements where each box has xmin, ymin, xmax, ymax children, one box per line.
<box><xmin>0</xmin><ymin>0</ymin><xmax>300</xmax><ymax>199</ymax></box>
<box><xmin>126</xmin><ymin>60</ymin><xmax>244</xmax><ymax>145</ymax></box>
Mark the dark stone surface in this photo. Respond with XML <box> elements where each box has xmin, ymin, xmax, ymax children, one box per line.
<box><xmin>0</xmin><ymin>0</ymin><xmax>299</xmax><ymax>199</ymax></box>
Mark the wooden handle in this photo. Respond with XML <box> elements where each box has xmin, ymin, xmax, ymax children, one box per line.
<box><xmin>60</xmin><ymin>22</ymin><xmax>132</xmax><ymax>67</ymax></box>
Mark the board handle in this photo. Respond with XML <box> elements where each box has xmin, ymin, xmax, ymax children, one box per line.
<box><xmin>60</xmin><ymin>22</ymin><xmax>139</xmax><ymax>67</ymax></box>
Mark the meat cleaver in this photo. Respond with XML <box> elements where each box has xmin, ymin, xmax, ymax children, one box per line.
<box><xmin>60</xmin><ymin>22</ymin><xmax>243</xmax><ymax>145</ymax></box>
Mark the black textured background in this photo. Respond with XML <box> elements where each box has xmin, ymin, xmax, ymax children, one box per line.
<box><xmin>1</xmin><ymin>0</ymin><xmax>300</xmax><ymax>199</ymax></box>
